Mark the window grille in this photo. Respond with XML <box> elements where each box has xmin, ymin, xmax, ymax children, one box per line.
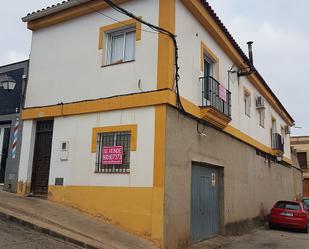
<box><xmin>96</xmin><ymin>131</ymin><xmax>131</xmax><ymax>173</ymax></box>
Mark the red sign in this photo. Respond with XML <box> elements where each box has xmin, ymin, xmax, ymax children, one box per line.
<box><xmin>102</xmin><ymin>146</ymin><xmax>123</xmax><ymax>165</ymax></box>
<box><xmin>219</xmin><ymin>84</ymin><xmax>227</xmax><ymax>102</ymax></box>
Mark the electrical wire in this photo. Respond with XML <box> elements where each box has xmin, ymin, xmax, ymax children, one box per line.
<box><xmin>75</xmin><ymin>0</ymin><xmax>158</xmax><ymax>35</ymax></box>
<box><xmin>102</xmin><ymin>0</ymin><xmax>185</xmax><ymax>112</ymax></box>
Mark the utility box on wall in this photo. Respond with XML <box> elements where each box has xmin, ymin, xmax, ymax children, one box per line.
<box><xmin>60</xmin><ymin>141</ymin><xmax>69</xmax><ymax>161</ymax></box>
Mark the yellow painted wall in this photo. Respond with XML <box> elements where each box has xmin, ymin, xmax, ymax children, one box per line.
<box><xmin>48</xmin><ymin>185</ymin><xmax>162</xmax><ymax>245</ymax></box>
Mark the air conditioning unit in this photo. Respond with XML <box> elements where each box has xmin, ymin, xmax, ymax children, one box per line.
<box><xmin>256</xmin><ymin>95</ymin><xmax>265</xmax><ymax>109</ymax></box>
<box><xmin>284</xmin><ymin>125</ymin><xmax>291</xmax><ymax>135</ymax></box>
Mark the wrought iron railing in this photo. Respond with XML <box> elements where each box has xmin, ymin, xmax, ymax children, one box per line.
<box><xmin>271</xmin><ymin>130</ymin><xmax>284</xmax><ymax>152</ymax></box>
<box><xmin>200</xmin><ymin>76</ymin><xmax>231</xmax><ymax>117</ymax></box>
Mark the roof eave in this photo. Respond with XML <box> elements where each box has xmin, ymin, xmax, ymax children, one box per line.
<box><xmin>22</xmin><ymin>0</ymin><xmax>91</xmax><ymax>22</ymax></box>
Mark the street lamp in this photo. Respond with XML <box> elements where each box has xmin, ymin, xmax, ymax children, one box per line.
<box><xmin>0</xmin><ymin>75</ymin><xmax>16</xmax><ymax>91</ymax></box>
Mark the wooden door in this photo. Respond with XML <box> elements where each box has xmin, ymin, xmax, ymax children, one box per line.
<box><xmin>31</xmin><ymin>120</ymin><xmax>54</xmax><ymax>196</ymax></box>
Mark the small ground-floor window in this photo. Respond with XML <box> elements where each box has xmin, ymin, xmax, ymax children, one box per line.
<box><xmin>95</xmin><ymin>131</ymin><xmax>131</xmax><ymax>173</ymax></box>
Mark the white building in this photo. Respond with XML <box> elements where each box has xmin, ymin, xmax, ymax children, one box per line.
<box><xmin>18</xmin><ymin>1</ymin><xmax>301</xmax><ymax>248</ymax></box>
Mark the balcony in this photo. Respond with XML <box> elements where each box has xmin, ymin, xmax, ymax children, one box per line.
<box><xmin>199</xmin><ymin>76</ymin><xmax>231</xmax><ymax>129</ymax></box>
<box><xmin>271</xmin><ymin>131</ymin><xmax>284</xmax><ymax>154</ymax></box>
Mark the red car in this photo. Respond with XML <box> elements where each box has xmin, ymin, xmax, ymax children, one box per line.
<box><xmin>269</xmin><ymin>200</ymin><xmax>309</xmax><ymax>233</ymax></box>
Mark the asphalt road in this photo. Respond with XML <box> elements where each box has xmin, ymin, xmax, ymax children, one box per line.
<box><xmin>196</xmin><ymin>227</ymin><xmax>309</xmax><ymax>249</ymax></box>
<box><xmin>220</xmin><ymin>227</ymin><xmax>309</xmax><ymax>249</ymax></box>
<box><xmin>0</xmin><ymin>218</ymin><xmax>82</xmax><ymax>249</ymax></box>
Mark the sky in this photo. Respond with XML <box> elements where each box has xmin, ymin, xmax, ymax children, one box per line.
<box><xmin>0</xmin><ymin>0</ymin><xmax>308</xmax><ymax>135</ymax></box>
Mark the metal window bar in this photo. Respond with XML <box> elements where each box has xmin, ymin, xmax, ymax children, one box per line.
<box><xmin>200</xmin><ymin>76</ymin><xmax>231</xmax><ymax>117</ymax></box>
<box><xmin>95</xmin><ymin>131</ymin><xmax>131</xmax><ymax>173</ymax></box>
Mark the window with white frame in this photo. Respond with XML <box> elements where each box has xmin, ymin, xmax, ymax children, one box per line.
<box><xmin>244</xmin><ymin>90</ymin><xmax>251</xmax><ymax>117</ymax></box>
<box><xmin>105</xmin><ymin>27</ymin><xmax>136</xmax><ymax>65</ymax></box>
<box><xmin>95</xmin><ymin>131</ymin><xmax>131</xmax><ymax>173</ymax></box>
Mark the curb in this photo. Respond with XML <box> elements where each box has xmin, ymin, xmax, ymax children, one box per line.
<box><xmin>0</xmin><ymin>209</ymin><xmax>102</xmax><ymax>249</ymax></box>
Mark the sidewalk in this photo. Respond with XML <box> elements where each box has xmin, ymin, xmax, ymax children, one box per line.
<box><xmin>0</xmin><ymin>191</ymin><xmax>157</xmax><ymax>249</ymax></box>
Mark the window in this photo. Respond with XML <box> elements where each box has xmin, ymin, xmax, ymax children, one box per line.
<box><xmin>258</xmin><ymin>109</ymin><xmax>265</xmax><ymax>127</ymax></box>
<box><xmin>275</xmin><ymin>201</ymin><xmax>301</xmax><ymax>211</ymax></box>
<box><xmin>106</xmin><ymin>28</ymin><xmax>136</xmax><ymax>65</ymax></box>
<box><xmin>271</xmin><ymin>118</ymin><xmax>277</xmax><ymax>134</ymax></box>
<box><xmin>244</xmin><ymin>90</ymin><xmax>251</xmax><ymax>117</ymax></box>
<box><xmin>95</xmin><ymin>131</ymin><xmax>131</xmax><ymax>173</ymax></box>
<box><xmin>297</xmin><ymin>152</ymin><xmax>308</xmax><ymax>169</ymax></box>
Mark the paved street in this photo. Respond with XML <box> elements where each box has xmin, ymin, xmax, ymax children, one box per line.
<box><xmin>0</xmin><ymin>218</ymin><xmax>81</xmax><ymax>249</ymax></box>
<box><xmin>195</xmin><ymin>227</ymin><xmax>309</xmax><ymax>249</ymax></box>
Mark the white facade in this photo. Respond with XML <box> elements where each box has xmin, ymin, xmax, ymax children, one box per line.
<box><xmin>19</xmin><ymin>0</ymin><xmax>293</xmax><ymax>190</ymax></box>
<box><xmin>26</xmin><ymin>0</ymin><xmax>159</xmax><ymax>108</ymax></box>
<box><xmin>175</xmin><ymin>1</ymin><xmax>291</xmax><ymax>159</ymax></box>
<box><xmin>19</xmin><ymin>107</ymin><xmax>155</xmax><ymax>187</ymax></box>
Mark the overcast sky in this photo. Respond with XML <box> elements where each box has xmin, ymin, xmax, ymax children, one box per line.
<box><xmin>0</xmin><ymin>0</ymin><xmax>308</xmax><ymax>135</ymax></box>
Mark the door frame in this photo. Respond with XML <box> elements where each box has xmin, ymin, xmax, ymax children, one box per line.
<box><xmin>190</xmin><ymin>161</ymin><xmax>225</xmax><ymax>244</ymax></box>
<box><xmin>0</xmin><ymin>124</ymin><xmax>11</xmax><ymax>184</ymax></box>
<box><xmin>30</xmin><ymin>120</ymin><xmax>54</xmax><ymax>197</ymax></box>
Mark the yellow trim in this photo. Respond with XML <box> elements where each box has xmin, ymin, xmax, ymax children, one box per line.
<box><xmin>98</xmin><ymin>18</ymin><xmax>142</xmax><ymax>50</ymax></box>
<box><xmin>224</xmin><ymin>125</ymin><xmax>273</xmax><ymax>154</ymax></box>
<box><xmin>200</xmin><ymin>106</ymin><xmax>231</xmax><ymax>129</ymax></box>
<box><xmin>27</xmin><ymin>0</ymin><xmax>131</xmax><ymax>31</ymax></box>
<box><xmin>243</xmin><ymin>87</ymin><xmax>251</xmax><ymax>96</ymax></box>
<box><xmin>48</xmin><ymin>186</ymin><xmax>156</xmax><ymax>242</ymax></box>
<box><xmin>283</xmin><ymin>157</ymin><xmax>292</xmax><ymax>165</ymax></box>
<box><xmin>157</xmin><ymin>0</ymin><xmax>175</xmax><ymax>90</ymax></box>
<box><xmin>151</xmin><ymin>105</ymin><xmax>166</xmax><ymax>244</ymax></box>
<box><xmin>180</xmin><ymin>0</ymin><xmax>293</xmax><ymax>126</ymax></box>
<box><xmin>22</xmin><ymin>90</ymin><xmax>170</xmax><ymax>120</ymax></box>
<box><xmin>153</xmin><ymin>105</ymin><xmax>166</xmax><ymax>188</ymax></box>
<box><xmin>22</xmin><ymin>89</ymin><xmax>292</xmax><ymax>165</ymax></box>
<box><xmin>91</xmin><ymin>124</ymin><xmax>137</xmax><ymax>153</ymax></box>
<box><xmin>201</xmin><ymin>41</ymin><xmax>220</xmax><ymax>79</ymax></box>
<box><xmin>17</xmin><ymin>181</ymin><xmax>31</xmax><ymax>196</ymax></box>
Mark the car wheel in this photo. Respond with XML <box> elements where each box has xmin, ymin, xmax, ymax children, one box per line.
<box><xmin>303</xmin><ymin>226</ymin><xmax>309</xmax><ymax>234</ymax></box>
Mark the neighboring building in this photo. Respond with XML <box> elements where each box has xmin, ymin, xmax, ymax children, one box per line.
<box><xmin>18</xmin><ymin>1</ymin><xmax>301</xmax><ymax>248</ymax></box>
<box><xmin>291</xmin><ymin>136</ymin><xmax>309</xmax><ymax>197</ymax></box>
<box><xmin>0</xmin><ymin>60</ymin><xmax>28</xmax><ymax>193</ymax></box>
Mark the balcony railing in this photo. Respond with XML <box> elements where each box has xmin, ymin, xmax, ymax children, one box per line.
<box><xmin>200</xmin><ymin>76</ymin><xmax>231</xmax><ymax>117</ymax></box>
<box><xmin>271</xmin><ymin>131</ymin><xmax>284</xmax><ymax>152</ymax></box>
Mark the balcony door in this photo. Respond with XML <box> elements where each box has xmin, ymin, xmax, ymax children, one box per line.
<box><xmin>203</xmin><ymin>57</ymin><xmax>214</xmax><ymax>102</ymax></box>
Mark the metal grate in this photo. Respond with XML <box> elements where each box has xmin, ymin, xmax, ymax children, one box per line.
<box><xmin>200</xmin><ymin>76</ymin><xmax>231</xmax><ymax>117</ymax></box>
<box><xmin>96</xmin><ymin>131</ymin><xmax>131</xmax><ymax>173</ymax></box>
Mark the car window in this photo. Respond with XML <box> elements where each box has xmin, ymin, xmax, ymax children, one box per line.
<box><xmin>285</xmin><ymin>204</ymin><xmax>300</xmax><ymax>210</ymax></box>
<box><xmin>275</xmin><ymin>201</ymin><xmax>300</xmax><ymax>210</ymax></box>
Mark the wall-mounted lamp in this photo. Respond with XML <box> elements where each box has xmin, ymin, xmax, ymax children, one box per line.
<box><xmin>275</xmin><ymin>151</ymin><xmax>284</xmax><ymax>162</ymax></box>
<box><xmin>0</xmin><ymin>75</ymin><xmax>16</xmax><ymax>91</ymax></box>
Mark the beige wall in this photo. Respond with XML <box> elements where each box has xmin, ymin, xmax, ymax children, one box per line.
<box><xmin>291</xmin><ymin>137</ymin><xmax>309</xmax><ymax>178</ymax></box>
<box><xmin>164</xmin><ymin>106</ymin><xmax>302</xmax><ymax>249</ymax></box>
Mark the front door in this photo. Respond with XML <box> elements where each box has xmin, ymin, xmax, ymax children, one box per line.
<box><xmin>31</xmin><ymin>120</ymin><xmax>54</xmax><ymax>196</ymax></box>
<box><xmin>191</xmin><ymin>164</ymin><xmax>220</xmax><ymax>243</ymax></box>
<box><xmin>0</xmin><ymin>125</ymin><xmax>11</xmax><ymax>184</ymax></box>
